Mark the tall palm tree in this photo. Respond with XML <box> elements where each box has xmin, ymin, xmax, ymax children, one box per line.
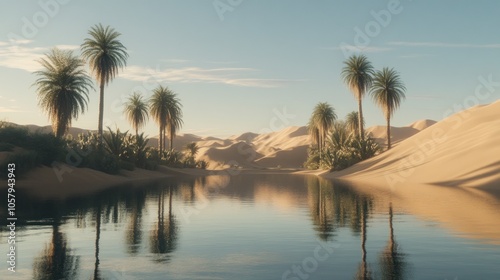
<box><xmin>371</xmin><ymin>68</ymin><xmax>406</xmax><ymax>150</ymax></box>
<box><xmin>124</xmin><ymin>92</ymin><xmax>149</xmax><ymax>136</ymax></box>
<box><xmin>149</xmin><ymin>85</ymin><xmax>183</xmax><ymax>153</ymax></box>
<box><xmin>33</xmin><ymin>48</ymin><xmax>92</xmax><ymax>138</ymax></box>
<box><xmin>81</xmin><ymin>23</ymin><xmax>128</xmax><ymax>146</ymax></box>
<box><xmin>341</xmin><ymin>54</ymin><xmax>374</xmax><ymax>139</ymax></box>
<box><xmin>310</xmin><ymin>102</ymin><xmax>337</xmax><ymax>161</ymax></box>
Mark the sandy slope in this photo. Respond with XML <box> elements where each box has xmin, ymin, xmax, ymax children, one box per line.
<box><xmin>326</xmin><ymin>101</ymin><xmax>500</xmax><ymax>191</ymax></box>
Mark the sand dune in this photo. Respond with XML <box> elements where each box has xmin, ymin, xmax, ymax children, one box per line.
<box><xmin>326</xmin><ymin>101</ymin><xmax>500</xmax><ymax>191</ymax></box>
<box><xmin>367</xmin><ymin>119</ymin><xmax>435</xmax><ymax>148</ymax></box>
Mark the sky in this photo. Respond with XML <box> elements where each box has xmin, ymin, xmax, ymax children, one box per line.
<box><xmin>1</xmin><ymin>0</ymin><xmax>499</xmax><ymax>138</ymax></box>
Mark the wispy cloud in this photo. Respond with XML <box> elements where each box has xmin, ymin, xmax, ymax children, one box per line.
<box><xmin>120</xmin><ymin>65</ymin><xmax>302</xmax><ymax>88</ymax></box>
<box><xmin>388</xmin><ymin>41</ymin><xmax>500</xmax><ymax>49</ymax></box>
<box><xmin>0</xmin><ymin>107</ymin><xmax>24</xmax><ymax>113</ymax></box>
<box><xmin>0</xmin><ymin>40</ymin><xmax>79</xmax><ymax>72</ymax></box>
<box><xmin>323</xmin><ymin>45</ymin><xmax>392</xmax><ymax>53</ymax></box>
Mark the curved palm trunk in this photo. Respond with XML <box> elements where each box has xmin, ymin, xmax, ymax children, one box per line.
<box><xmin>386</xmin><ymin>115</ymin><xmax>391</xmax><ymax>150</ymax></box>
<box><xmin>98</xmin><ymin>77</ymin><xmax>105</xmax><ymax>148</ymax></box>
<box><xmin>358</xmin><ymin>96</ymin><xmax>364</xmax><ymax>139</ymax></box>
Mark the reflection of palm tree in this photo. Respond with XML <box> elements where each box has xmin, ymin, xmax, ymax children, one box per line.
<box><xmin>307</xmin><ymin>177</ymin><xmax>335</xmax><ymax>241</ymax></box>
<box><xmin>379</xmin><ymin>204</ymin><xmax>409</xmax><ymax>279</ymax></box>
<box><xmin>150</xmin><ymin>187</ymin><xmax>178</xmax><ymax>262</ymax></box>
<box><xmin>126</xmin><ymin>194</ymin><xmax>145</xmax><ymax>255</ymax></box>
<box><xmin>33</xmin><ymin>218</ymin><xmax>80</xmax><ymax>280</ymax></box>
<box><xmin>93</xmin><ymin>205</ymin><xmax>102</xmax><ymax>280</ymax></box>
<box><xmin>355</xmin><ymin>199</ymin><xmax>372</xmax><ymax>280</ymax></box>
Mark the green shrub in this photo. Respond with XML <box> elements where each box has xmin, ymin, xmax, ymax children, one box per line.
<box><xmin>27</xmin><ymin>133</ymin><xmax>66</xmax><ymax>165</ymax></box>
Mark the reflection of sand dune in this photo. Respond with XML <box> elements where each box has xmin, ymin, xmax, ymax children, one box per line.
<box><xmin>338</xmin><ymin>180</ymin><xmax>500</xmax><ymax>245</ymax></box>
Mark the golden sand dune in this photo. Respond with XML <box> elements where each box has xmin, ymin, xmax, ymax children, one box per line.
<box><xmin>327</xmin><ymin>100</ymin><xmax>500</xmax><ymax>192</ymax></box>
<box><xmin>366</xmin><ymin>119</ymin><xmax>436</xmax><ymax>148</ymax></box>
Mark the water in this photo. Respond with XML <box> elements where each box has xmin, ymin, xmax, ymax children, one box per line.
<box><xmin>1</xmin><ymin>174</ymin><xmax>500</xmax><ymax>279</ymax></box>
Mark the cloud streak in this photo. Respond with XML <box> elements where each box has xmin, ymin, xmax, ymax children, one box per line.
<box><xmin>120</xmin><ymin>65</ymin><xmax>302</xmax><ymax>88</ymax></box>
<box><xmin>0</xmin><ymin>40</ymin><xmax>80</xmax><ymax>72</ymax></box>
<box><xmin>388</xmin><ymin>41</ymin><xmax>500</xmax><ymax>49</ymax></box>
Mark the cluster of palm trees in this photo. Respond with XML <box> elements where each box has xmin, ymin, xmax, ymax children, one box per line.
<box><xmin>33</xmin><ymin>23</ymin><xmax>183</xmax><ymax>154</ymax></box>
<box><xmin>124</xmin><ymin>85</ymin><xmax>183</xmax><ymax>152</ymax></box>
<box><xmin>341</xmin><ymin>54</ymin><xmax>406</xmax><ymax>150</ymax></box>
<box><xmin>306</xmin><ymin>54</ymin><xmax>405</xmax><ymax>169</ymax></box>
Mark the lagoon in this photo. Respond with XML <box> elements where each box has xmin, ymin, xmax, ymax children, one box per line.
<box><xmin>1</xmin><ymin>174</ymin><xmax>499</xmax><ymax>279</ymax></box>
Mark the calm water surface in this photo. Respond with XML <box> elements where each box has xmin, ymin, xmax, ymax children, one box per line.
<box><xmin>1</xmin><ymin>174</ymin><xmax>500</xmax><ymax>279</ymax></box>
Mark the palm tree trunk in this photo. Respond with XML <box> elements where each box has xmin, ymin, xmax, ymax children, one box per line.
<box><xmin>358</xmin><ymin>96</ymin><xmax>364</xmax><ymax>139</ymax></box>
<box><xmin>170</xmin><ymin>126</ymin><xmax>174</xmax><ymax>152</ymax></box>
<box><xmin>98</xmin><ymin>78</ymin><xmax>105</xmax><ymax>148</ymax></box>
<box><xmin>387</xmin><ymin>115</ymin><xmax>391</xmax><ymax>150</ymax></box>
<box><xmin>159</xmin><ymin>126</ymin><xmax>162</xmax><ymax>153</ymax></box>
<box><xmin>163</xmin><ymin>126</ymin><xmax>167</xmax><ymax>151</ymax></box>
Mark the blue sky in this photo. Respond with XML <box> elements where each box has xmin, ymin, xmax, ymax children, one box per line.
<box><xmin>1</xmin><ymin>0</ymin><xmax>499</xmax><ymax>138</ymax></box>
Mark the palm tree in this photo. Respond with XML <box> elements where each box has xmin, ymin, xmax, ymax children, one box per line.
<box><xmin>81</xmin><ymin>23</ymin><xmax>128</xmax><ymax>146</ymax></box>
<box><xmin>33</xmin><ymin>48</ymin><xmax>93</xmax><ymax>138</ymax></box>
<box><xmin>307</xmin><ymin>117</ymin><xmax>320</xmax><ymax>151</ymax></box>
<box><xmin>185</xmin><ymin>142</ymin><xmax>199</xmax><ymax>158</ymax></box>
<box><xmin>149</xmin><ymin>85</ymin><xmax>183</xmax><ymax>153</ymax></box>
<box><xmin>124</xmin><ymin>92</ymin><xmax>148</xmax><ymax>136</ymax></box>
<box><xmin>345</xmin><ymin>111</ymin><xmax>364</xmax><ymax>136</ymax></box>
<box><xmin>371</xmin><ymin>68</ymin><xmax>406</xmax><ymax>150</ymax></box>
<box><xmin>310</xmin><ymin>102</ymin><xmax>337</xmax><ymax>161</ymax></box>
<box><xmin>341</xmin><ymin>54</ymin><xmax>374</xmax><ymax>139</ymax></box>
